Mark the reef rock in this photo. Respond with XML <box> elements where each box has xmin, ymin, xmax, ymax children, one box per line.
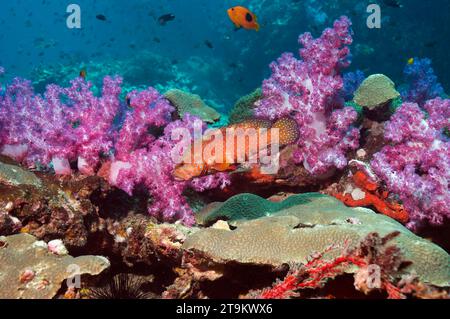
<box><xmin>0</xmin><ymin>233</ymin><xmax>110</xmax><ymax>299</ymax></box>
<box><xmin>0</xmin><ymin>160</ymin><xmax>42</xmax><ymax>187</ymax></box>
<box><xmin>0</xmin><ymin>159</ymin><xmax>108</xmax><ymax>250</ymax></box>
<box><xmin>184</xmin><ymin>194</ymin><xmax>450</xmax><ymax>287</ymax></box>
<box><xmin>164</xmin><ymin>89</ymin><xmax>220</xmax><ymax>123</ymax></box>
<box><xmin>107</xmin><ymin>213</ymin><xmax>195</xmax><ymax>267</ymax></box>
<box><xmin>354</xmin><ymin>74</ymin><xmax>400</xmax><ymax>110</ymax></box>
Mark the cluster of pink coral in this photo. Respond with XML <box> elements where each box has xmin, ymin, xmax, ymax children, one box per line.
<box><xmin>255</xmin><ymin>16</ymin><xmax>359</xmax><ymax>175</ymax></box>
<box><xmin>108</xmin><ymin>97</ymin><xmax>230</xmax><ymax>225</ymax></box>
<box><xmin>0</xmin><ymin>76</ymin><xmax>122</xmax><ymax>175</ymax></box>
<box><xmin>0</xmin><ymin>74</ymin><xmax>229</xmax><ymax>225</ymax></box>
<box><xmin>371</xmin><ymin>98</ymin><xmax>450</xmax><ymax>229</ymax></box>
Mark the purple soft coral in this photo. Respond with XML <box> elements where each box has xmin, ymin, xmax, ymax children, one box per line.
<box><xmin>106</xmin><ymin>92</ymin><xmax>229</xmax><ymax>225</ymax></box>
<box><xmin>371</xmin><ymin>98</ymin><xmax>450</xmax><ymax>229</ymax></box>
<box><xmin>255</xmin><ymin>16</ymin><xmax>359</xmax><ymax>175</ymax></box>
<box><xmin>401</xmin><ymin>58</ymin><xmax>445</xmax><ymax>106</ymax></box>
<box><xmin>0</xmin><ymin>76</ymin><xmax>122</xmax><ymax>174</ymax></box>
<box><xmin>0</xmin><ymin>74</ymin><xmax>229</xmax><ymax>225</ymax></box>
<box><xmin>342</xmin><ymin>70</ymin><xmax>365</xmax><ymax>100</ymax></box>
<box><xmin>66</xmin><ymin>76</ymin><xmax>122</xmax><ymax>174</ymax></box>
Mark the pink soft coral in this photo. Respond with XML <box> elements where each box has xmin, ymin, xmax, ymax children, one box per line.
<box><xmin>106</xmin><ymin>91</ymin><xmax>230</xmax><ymax>225</ymax></box>
<box><xmin>0</xmin><ymin>74</ymin><xmax>229</xmax><ymax>225</ymax></box>
<box><xmin>371</xmin><ymin>98</ymin><xmax>450</xmax><ymax>229</ymax></box>
<box><xmin>0</xmin><ymin>76</ymin><xmax>122</xmax><ymax>174</ymax></box>
<box><xmin>255</xmin><ymin>16</ymin><xmax>359</xmax><ymax>175</ymax></box>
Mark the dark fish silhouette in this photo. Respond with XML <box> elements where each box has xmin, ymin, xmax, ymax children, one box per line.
<box><xmin>79</xmin><ymin>69</ymin><xmax>87</xmax><ymax>80</ymax></box>
<box><xmin>424</xmin><ymin>40</ymin><xmax>437</xmax><ymax>48</ymax></box>
<box><xmin>204</xmin><ymin>40</ymin><xmax>213</xmax><ymax>49</ymax></box>
<box><xmin>158</xmin><ymin>14</ymin><xmax>175</xmax><ymax>26</ymax></box>
<box><xmin>383</xmin><ymin>0</ymin><xmax>403</xmax><ymax>8</ymax></box>
<box><xmin>96</xmin><ymin>14</ymin><xmax>107</xmax><ymax>21</ymax></box>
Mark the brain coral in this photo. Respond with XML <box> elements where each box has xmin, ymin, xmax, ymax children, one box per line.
<box><xmin>184</xmin><ymin>195</ymin><xmax>450</xmax><ymax>287</ymax></box>
<box><xmin>196</xmin><ymin>192</ymin><xmax>327</xmax><ymax>225</ymax></box>
<box><xmin>353</xmin><ymin>74</ymin><xmax>400</xmax><ymax>110</ymax></box>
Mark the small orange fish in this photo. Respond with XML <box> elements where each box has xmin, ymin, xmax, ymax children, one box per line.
<box><xmin>173</xmin><ymin>117</ymin><xmax>299</xmax><ymax>181</ymax></box>
<box><xmin>79</xmin><ymin>69</ymin><xmax>87</xmax><ymax>79</ymax></box>
<box><xmin>227</xmin><ymin>6</ymin><xmax>260</xmax><ymax>31</ymax></box>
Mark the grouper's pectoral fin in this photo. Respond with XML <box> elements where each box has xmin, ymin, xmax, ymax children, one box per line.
<box><xmin>211</xmin><ymin>163</ymin><xmax>233</xmax><ymax>172</ymax></box>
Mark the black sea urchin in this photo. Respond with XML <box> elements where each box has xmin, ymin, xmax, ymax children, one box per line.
<box><xmin>89</xmin><ymin>273</ymin><xmax>155</xmax><ymax>299</ymax></box>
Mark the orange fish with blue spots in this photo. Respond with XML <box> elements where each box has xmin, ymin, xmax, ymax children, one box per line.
<box><xmin>173</xmin><ymin>117</ymin><xmax>299</xmax><ymax>181</ymax></box>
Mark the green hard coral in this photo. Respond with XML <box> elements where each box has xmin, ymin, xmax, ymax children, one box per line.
<box><xmin>228</xmin><ymin>88</ymin><xmax>262</xmax><ymax>124</ymax></box>
<box><xmin>186</xmin><ymin>194</ymin><xmax>450</xmax><ymax>287</ymax></box>
<box><xmin>353</xmin><ymin>74</ymin><xmax>400</xmax><ymax>110</ymax></box>
<box><xmin>196</xmin><ymin>193</ymin><xmax>327</xmax><ymax>225</ymax></box>
<box><xmin>389</xmin><ymin>96</ymin><xmax>403</xmax><ymax>114</ymax></box>
<box><xmin>165</xmin><ymin>89</ymin><xmax>221</xmax><ymax>123</ymax></box>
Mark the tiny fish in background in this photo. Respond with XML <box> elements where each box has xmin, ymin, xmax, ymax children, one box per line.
<box><xmin>227</xmin><ymin>6</ymin><xmax>260</xmax><ymax>31</ymax></box>
<box><xmin>96</xmin><ymin>14</ymin><xmax>107</xmax><ymax>21</ymax></box>
<box><xmin>79</xmin><ymin>69</ymin><xmax>87</xmax><ymax>79</ymax></box>
<box><xmin>407</xmin><ymin>57</ymin><xmax>414</xmax><ymax>65</ymax></box>
<box><xmin>158</xmin><ymin>13</ymin><xmax>175</xmax><ymax>26</ymax></box>
<box><xmin>204</xmin><ymin>40</ymin><xmax>213</xmax><ymax>49</ymax></box>
<box><xmin>383</xmin><ymin>0</ymin><xmax>403</xmax><ymax>8</ymax></box>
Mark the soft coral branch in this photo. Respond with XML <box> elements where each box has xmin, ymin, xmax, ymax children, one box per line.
<box><xmin>255</xmin><ymin>16</ymin><xmax>359</xmax><ymax>175</ymax></box>
<box><xmin>371</xmin><ymin>98</ymin><xmax>450</xmax><ymax>229</ymax></box>
<box><xmin>0</xmin><ymin>74</ymin><xmax>230</xmax><ymax>225</ymax></box>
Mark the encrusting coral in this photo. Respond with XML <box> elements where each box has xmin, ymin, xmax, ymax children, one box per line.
<box><xmin>257</xmin><ymin>232</ymin><xmax>447</xmax><ymax>299</ymax></box>
<box><xmin>228</xmin><ymin>88</ymin><xmax>262</xmax><ymax>124</ymax></box>
<box><xmin>0</xmin><ymin>233</ymin><xmax>110</xmax><ymax>299</ymax></box>
<box><xmin>353</xmin><ymin>74</ymin><xmax>400</xmax><ymax>110</ymax></box>
<box><xmin>331</xmin><ymin>170</ymin><xmax>409</xmax><ymax>224</ymax></box>
<box><xmin>196</xmin><ymin>192</ymin><xmax>327</xmax><ymax>225</ymax></box>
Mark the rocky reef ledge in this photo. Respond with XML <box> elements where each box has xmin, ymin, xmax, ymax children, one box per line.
<box><xmin>0</xmin><ymin>158</ymin><xmax>448</xmax><ymax>299</ymax></box>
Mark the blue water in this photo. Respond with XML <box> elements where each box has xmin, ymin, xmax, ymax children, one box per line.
<box><xmin>0</xmin><ymin>0</ymin><xmax>449</xmax><ymax>109</ymax></box>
